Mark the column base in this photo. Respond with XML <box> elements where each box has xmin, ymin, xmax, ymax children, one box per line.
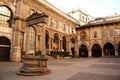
<box><xmin>10</xmin><ymin>52</ymin><xmax>21</xmax><ymax>62</ymax></box>
<box><xmin>10</xmin><ymin>47</ymin><xmax>21</xmax><ymax>62</ymax></box>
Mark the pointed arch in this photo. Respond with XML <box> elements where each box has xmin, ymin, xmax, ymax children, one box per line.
<box><xmin>45</xmin><ymin>30</ymin><xmax>49</xmax><ymax>49</ymax></box>
<box><xmin>62</xmin><ymin>36</ymin><xmax>67</xmax><ymax>51</ymax></box>
<box><xmin>103</xmin><ymin>42</ymin><xmax>115</xmax><ymax>56</ymax></box>
<box><xmin>91</xmin><ymin>44</ymin><xmax>102</xmax><ymax>57</ymax></box>
<box><xmin>118</xmin><ymin>42</ymin><xmax>120</xmax><ymax>56</ymax></box>
<box><xmin>53</xmin><ymin>33</ymin><xmax>59</xmax><ymax>50</ymax></box>
<box><xmin>79</xmin><ymin>44</ymin><xmax>88</xmax><ymax>57</ymax></box>
<box><xmin>71</xmin><ymin>38</ymin><xmax>75</xmax><ymax>44</ymax></box>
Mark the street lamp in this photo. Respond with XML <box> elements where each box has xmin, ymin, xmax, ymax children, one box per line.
<box><xmin>17</xmin><ymin>12</ymin><xmax>51</xmax><ymax>76</ymax></box>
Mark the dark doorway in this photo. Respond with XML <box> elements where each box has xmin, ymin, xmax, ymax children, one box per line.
<box><xmin>0</xmin><ymin>37</ymin><xmax>10</xmax><ymax>61</ymax></box>
<box><xmin>104</xmin><ymin>42</ymin><xmax>115</xmax><ymax>56</ymax></box>
<box><xmin>53</xmin><ymin>33</ymin><xmax>59</xmax><ymax>50</ymax></box>
<box><xmin>62</xmin><ymin>36</ymin><xmax>67</xmax><ymax>51</ymax></box>
<box><xmin>118</xmin><ymin>44</ymin><xmax>120</xmax><ymax>56</ymax></box>
<box><xmin>92</xmin><ymin>44</ymin><xmax>102</xmax><ymax>57</ymax></box>
<box><xmin>45</xmin><ymin>30</ymin><xmax>49</xmax><ymax>49</ymax></box>
<box><xmin>79</xmin><ymin>44</ymin><xmax>88</xmax><ymax>57</ymax></box>
<box><xmin>71</xmin><ymin>48</ymin><xmax>75</xmax><ymax>58</ymax></box>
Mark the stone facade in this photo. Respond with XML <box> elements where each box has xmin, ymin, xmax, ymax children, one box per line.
<box><xmin>0</xmin><ymin>0</ymin><xmax>77</xmax><ymax>62</ymax></box>
<box><xmin>67</xmin><ymin>8</ymin><xmax>94</xmax><ymax>25</ymax></box>
<box><xmin>76</xmin><ymin>19</ymin><xmax>120</xmax><ymax>57</ymax></box>
<box><xmin>0</xmin><ymin>0</ymin><xmax>120</xmax><ymax>62</ymax></box>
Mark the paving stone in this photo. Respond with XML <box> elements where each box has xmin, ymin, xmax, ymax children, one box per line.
<box><xmin>67</xmin><ymin>72</ymin><xmax>120</xmax><ymax>80</ymax></box>
<box><xmin>0</xmin><ymin>58</ymin><xmax>120</xmax><ymax>80</ymax></box>
<box><xmin>90</xmin><ymin>64</ymin><xmax>120</xmax><ymax>69</ymax></box>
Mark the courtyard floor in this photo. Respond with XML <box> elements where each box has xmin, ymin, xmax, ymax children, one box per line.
<box><xmin>0</xmin><ymin>57</ymin><xmax>120</xmax><ymax>80</ymax></box>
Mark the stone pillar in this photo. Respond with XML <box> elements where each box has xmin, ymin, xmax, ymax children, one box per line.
<box><xmin>74</xmin><ymin>44</ymin><xmax>78</xmax><ymax>58</ymax></box>
<box><xmin>51</xmin><ymin>38</ymin><xmax>53</xmax><ymax>50</ymax></box>
<box><xmin>88</xmin><ymin>50</ymin><xmax>92</xmax><ymax>57</ymax></box>
<box><xmin>61</xmin><ymin>39</ymin><xmax>63</xmax><ymax>50</ymax></box>
<box><xmin>41</xmin><ymin>24</ymin><xmax>45</xmax><ymax>55</ymax></box>
<box><xmin>75</xmin><ymin>47</ymin><xmax>79</xmax><ymax>58</ymax></box>
<box><xmin>66</xmin><ymin>40</ymin><xmax>69</xmax><ymax>51</ymax></box>
<box><xmin>10</xmin><ymin>47</ymin><xmax>21</xmax><ymax>62</ymax></box>
<box><xmin>102</xmin><ymin>49</ymin><xmax>104</xmax><ymax>57</ymax></box>
<box><xmin>49</xmin><ymin>38</ymin><xmax>51</xmax><ymax>50</ymax></box>
<box><xmin>60</xmin><ymin>40</ymin><xmax>63</xmax><ymax>51</ymax></box>
<box><xmin>115</xmin><ymin>49</ymin><xmax>118</xmax><ymax>56</ymax></box>
<box><xmin>38</xmin><ymin>35</ymin><xmax>41</xmax><ymax>51</ymax></box>
<box><xmin>11</xmin><ymin>30</ymin><xmax>21</xmax><ymax>62</ymax></box>
<box><xmin>69</xmin><ymin>42</ymin><xmax>72</xmax><ymax>55</ymax></box>
<box><xmin>59</xmin><ymin>40</ymin><xmax>61</xmax><ymax>50</ymax></box>
<box><xmin>11</xmin><ymin>20</ymin><xmax>21</xmax><ymax>62</ymax></box>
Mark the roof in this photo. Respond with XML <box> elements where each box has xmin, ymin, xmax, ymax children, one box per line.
<box><xmin>76</xmin><ymin>19</ymin><xmax>120</xmax><ymax>29</ymax></box>
<box><xmin>37</xmin><ymin>0</ymin><xmax>77</xmax><ymax>23</ymax></box>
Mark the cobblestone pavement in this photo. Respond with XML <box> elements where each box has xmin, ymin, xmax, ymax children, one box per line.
<box><xmin>0</xmin><ymin>58</ymin><xmax>120</xmax><ymax>80</ymax></box>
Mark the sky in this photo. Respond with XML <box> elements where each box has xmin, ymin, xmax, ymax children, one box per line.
<box><xmin>46</xmin><ymin>0</ymin><xmax>120</xmax><ymax>18</ymax></box>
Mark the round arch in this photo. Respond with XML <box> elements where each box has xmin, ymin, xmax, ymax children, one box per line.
<box><xmin>71</xmin><ymin>38</ymin><xmax>75</xmax><ymax>57</ymax></box>
<box><xmin>79</xmin><ymin>44</ymin><xmax>88</xmax><ymax>57</ymax></box>
<box><xmin>118</xmin><ymin>43</ymin><xmax>120</xmax><ymax>56</ymax></box>
<box><xmin>103</xmin><ymin>42</ymin><xmax>115</xmax><ymax>56</ymax></box>
<box><xmin>53</xmin><ymin>33</ymin><xmax>59</xmax><ymax>50</ymax></box>
<box><xmin>71</xmin><ymin>38</ymin><xmax>75</xmax><ymax>44</ymax></box>
<box><xmin>45</xmin><ymin>30</ymin><xmax>49</xmax><ymax>49</ymax></box>
<box><xmin>62</xmin><ymin>36</ymin><xmax>67</xmax><ymax>51</ymax></box>
<box><xmin>0</xmin><ymin>5</ymin><xmax>13</xmax><ymax>15</ymax></box>
<box><xmin>0</xmin><ymin>36</ymin><xmax>11</xmax><ymax>61</ymax></box>
<box><xmin>91</xmin><ymin>43</ymin><xmax>102</xmax><ymax>57</ymax></box>
<box><xmin>0</xmin><ymin>5</ymin><xmax>13</xmax><ymax>27</ymax></box>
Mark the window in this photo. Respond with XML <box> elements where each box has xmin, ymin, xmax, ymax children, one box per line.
<box><xmin>20</xmin><ymin>32</ymin><xmax>24</xmax><ymax>50</ymax></box>
<box><xmin>93</xmin><ymin>31</ymin><xmax>97</xmax><ymax>38</ymax></box>
<box><xmin>102</xmin><ymin>29</ymin><xmax>106</xmax><ymax>37</ymax></box>
<box><xmin>118</xmin><ymin>31</ymin><xmax>120</xmax><ymax>35</ymax></box>
<box><xmin>46</xmin><ymin>17</ymin><xmax>49</xmax><ymax>25</ymax></box>
<box><xmin>80</xmin><ymin>30</ymin><xmax>86</xmax><ymax>40</ymax></box>
<box><xmin>79</xmin><ymin>14</ymin><xmax>81</xmax><ymax>20</ymax></box>
<box><xmin>115</xmin><ymin>29</ymin><xmax>120</xmax><ymax>36</ymax></box>
<box><xmin>54</xmin><ymin>20</ymin><xmax>58</xmax><ymax>28</ymax></box>
<box><xmin>29</xmin><ymin>27</ymin><xmax>35</xmax><ymax>50</ymax></box>
<box><xmin>70</xmin><ymin>27</ymin><xmax>74</xmax><ymax>34</ymax></box>
<box><xmin>82</xmin><ymin>16</ymin><xmax>84</xmax><ymax>21</ymax></box>
<box><xmin>72</xmin><ymin>28</ymin><xmax>74</xmax><ymax>33</ymax></box>
<box><xmin>71</xmin><ymin>38</ymin><xmax>75</xmax><ymax>44</ymax></box>
<box><xmin>63</xmin><ymin>24</ymin><xmax>66</xmax><ymax>31</ymax></box>
<box><xmin>0</xmin><ymin>6</ymin><xmax>11</xmax><ymax>27</ymax></box>
<box><xmin>110</xmin><ymin>30</ymin><xmax>113</xmax><ymax>37</ymax></box>
<box><xmin>86</xmin><ymin>18</ymin><xmax>87</xmax><ymax>22</ymax></box>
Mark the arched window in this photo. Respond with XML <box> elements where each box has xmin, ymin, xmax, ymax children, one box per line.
<box><xmin>92</xmin><ymin>44</ymin><xmax>102</xmax><ymax>57</ymax></box>
<box><xmin>93</xmin><ymin>31</ymin><xmax>97</xmax><ymax>38</ymax></box>
<box><xmin>45</xmin><ymin>30</ymin><xmax>49</xmax><ymax>49</ymax></box>
<box><xmin>62</xmin><ymin>36</ymin><xmax>67</xmax><ymax>51</ymax></box>
<box><xmin>63</xmin><ymin>24</ymin><xmax>66</xmax><ymax>31</ymax></box>
<box><xmin>53</xmin><ymin>33</ymin><xmax>59</xmax><ymax>50</ymax></box>
<box><xmin>71</xmin><ymin>38</ymin><xmax>75</xmax><ymax>44</ymax></box>
<box><xmin>80</xmin><ymin>30</ymin><xmax>86</xmax><ymax>40</ymax></box>
<box><xmin>0</xmin><ymin>6</ymin><xmax>11</xmax><ymax>27</ymax></box>
<box><xmin>29</xmin><ymin>27</ymin><xmax>35</xmax><ymax>50</ymax></box>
